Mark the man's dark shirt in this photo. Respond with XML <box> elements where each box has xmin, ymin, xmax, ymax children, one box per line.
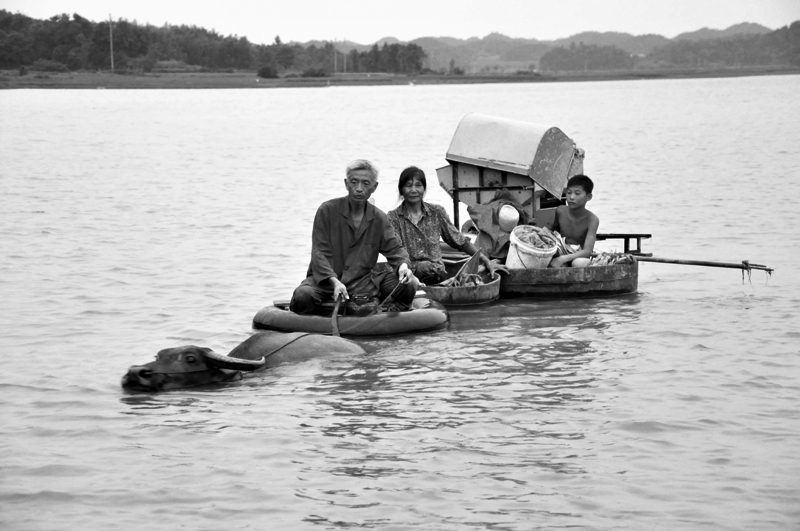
<box><xmin>305</xmin><ymin>196</ymin><xmax>409</xmax><ymax>295</ymax></box>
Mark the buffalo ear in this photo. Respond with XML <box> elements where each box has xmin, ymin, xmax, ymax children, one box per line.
<box><xmin>199</xmin><ymin>349</ymin><xmax>266</xmax><ymax>372</ymax></box>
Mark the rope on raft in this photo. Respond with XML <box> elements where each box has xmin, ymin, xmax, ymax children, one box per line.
<box><xmin>331</xmin><ymin>281</ymin><xmax>406</xmax><ymax>336</ymax></box>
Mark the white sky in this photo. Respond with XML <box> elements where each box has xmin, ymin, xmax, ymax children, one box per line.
<box><xmin>2</xmin><ymin>0</ymin><xmax>799</xmax><ymax>45</ymax></box>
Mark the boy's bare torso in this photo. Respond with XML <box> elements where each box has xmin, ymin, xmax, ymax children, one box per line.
<box><xmin>554</xmin><ymin>206</ymin><xmax>597</xmax><ymax>247</ymax></box>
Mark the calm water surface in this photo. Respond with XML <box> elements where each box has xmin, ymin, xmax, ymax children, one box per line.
<box><xmin>1</xmin><ymin>76</ymin><xmax>799</xmax><ymax>530</ymax></box>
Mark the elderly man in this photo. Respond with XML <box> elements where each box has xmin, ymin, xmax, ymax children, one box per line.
<box><xmin>290</xmin><ymin>159</ymin><xmax>418</xmax><ymax>315</ymax></box>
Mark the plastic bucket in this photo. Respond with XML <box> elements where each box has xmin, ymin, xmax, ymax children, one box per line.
<box><xmin>505</xmin><ymin>226</ymin><xmax>557</xmax><ymax>269</ymax></box>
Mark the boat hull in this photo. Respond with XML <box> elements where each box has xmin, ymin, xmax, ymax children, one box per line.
<box><xmin>500</xmin><ymin>261</ymin><xmax>638</xmax><ymax>298</ymax></box>
<box><xmin>252</xmin><ymin>298</ymin><xmax>450</xmax><ymax>337</ymax></box>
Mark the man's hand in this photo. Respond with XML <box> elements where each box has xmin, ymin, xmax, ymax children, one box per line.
<box><xmin>330</xmin><ymin>277</ymin><xmax>349</xmax><ymax>301</ymax></box>
<box><xmin>398</xmin><ymin>263</ymin><xmax>419</xmax><ymax>289</ymax></box>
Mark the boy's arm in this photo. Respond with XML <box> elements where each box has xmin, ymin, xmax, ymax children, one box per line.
<box><xmin>550</xmin><ymin>214</ymin><xmax>599</xmax><ymax>267</ymax></box>
<box><xmin>581</xmin><ymin>213</ymin><xmax>599</xmax><ymax>256</ymax></box>
<box><xmin>550</xmin><ymin>206</ymin><xmax>562</xmax><ymax>232</ymax></box>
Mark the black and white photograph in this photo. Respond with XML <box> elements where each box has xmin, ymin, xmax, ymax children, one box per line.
<box><xmin>1</xmin><ymin>1</ymin><xmax>799</xmax><ymax>529</ymax></box>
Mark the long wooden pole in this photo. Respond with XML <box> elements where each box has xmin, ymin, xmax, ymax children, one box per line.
<box><xmin>636</xmin><ymin>256</ymin><xmax>773</xmax><ymax>273</ymax></box>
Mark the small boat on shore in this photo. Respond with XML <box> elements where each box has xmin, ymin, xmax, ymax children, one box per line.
<box><xmin>252</xmin><ymin>297</ymin><xmax>450</xmax><ymax>337</ymax></box>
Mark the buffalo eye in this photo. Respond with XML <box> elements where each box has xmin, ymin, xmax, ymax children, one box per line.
<box><xmin>139</xmin><ymin>369</ymin><xmax>153</xmax><ymax>379</ymax></box>
<box><xmin>185</xmin><ymin>355</ymin><xmax>197</xmax><ymax>364</ymax></box>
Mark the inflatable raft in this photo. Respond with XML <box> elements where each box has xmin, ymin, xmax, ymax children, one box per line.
<box><xmin>252</xmin><ymin>298</ymin><xmax>449</xmax><ymax>337</ymax></box>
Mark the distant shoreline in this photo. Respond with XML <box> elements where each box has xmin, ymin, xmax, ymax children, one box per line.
<box><xmin>2</xmin><ymin>65</ymin><xmax>798</xmax><ymax>90</ymax></box>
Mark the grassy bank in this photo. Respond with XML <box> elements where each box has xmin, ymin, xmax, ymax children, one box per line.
<box><xmin>2</xmin><ymin>65</ymin><xmax>798</xmax><ymax>90</ymax></box>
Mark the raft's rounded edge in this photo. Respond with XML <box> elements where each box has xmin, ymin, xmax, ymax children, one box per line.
<box><xmin>252</xmin><ymin>298</ymin><xmax>450</xmax><ymax>337</ymax></box>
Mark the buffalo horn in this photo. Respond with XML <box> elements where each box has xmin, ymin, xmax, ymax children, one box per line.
<box><xmin>200</xmin><ymin>350</ymin><xmax>266</xmax><ymax>371</ymax></box>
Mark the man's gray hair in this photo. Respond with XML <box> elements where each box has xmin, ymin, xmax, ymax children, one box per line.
<box><xmin>346</xmin><ymin>159</ymin><xmax>379</xmax><ymax>181</ymax></box>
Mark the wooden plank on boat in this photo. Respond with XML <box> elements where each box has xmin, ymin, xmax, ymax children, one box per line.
<box><xmin>500</xmin><ymin>262</ymin><xmax>638</xmax><ymax>298</ymax></box>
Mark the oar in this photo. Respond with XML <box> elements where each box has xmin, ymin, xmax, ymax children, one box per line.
<box><xmin>332</xmin><ymin>296</ymin><xmax>342</xmax><ymax>337</ymax></box>
<box><xmin>635</xmin><ymin>256</ymin><xmax>773</xmax><ymax>273</ymax></box>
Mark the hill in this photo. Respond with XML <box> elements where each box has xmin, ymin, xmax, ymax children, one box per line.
<box><xmin>549</xmin><ymin>32</ymin><xmax>670</xmax><ymax>56</ymax></box>
<box><xmin>674</xmin><ymin>22</ymin><xmax>772</xmax><ymax>41</ymax></box>
<box><xmin>319</xmin><ymin>22</ymin><xmax>778</xmax><ymax>73</ymax></box>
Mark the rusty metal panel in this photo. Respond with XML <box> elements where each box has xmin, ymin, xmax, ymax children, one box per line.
<box><xmin>445</xmin><ymin>113</ymin><xmax>580</xmax><ymax>198</ymax></box>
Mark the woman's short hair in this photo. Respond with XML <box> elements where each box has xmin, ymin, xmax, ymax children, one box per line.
<box><xmin>398</xmin><ymin>166</ymin><xmax>427</xmax><ymax>195</ymax></box>
<box><xmin>346</xmin><ymin>159</ymin><xmax>379</xmax><ymax>181</ymax></box>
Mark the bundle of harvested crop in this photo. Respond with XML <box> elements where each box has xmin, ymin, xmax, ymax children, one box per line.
<box><xmin>437</xmin><ymin>251</ymin><xmax>485</xmax><ymax>287</ymax></box>
<box><xmin>440</xmin><ymin>273</ymin><xmax>485</xmax><ymax>288</ymax></box>
<box><xmin>514</xmin><ymin>226</ymin><xmax>555</xmax><ymax>250</ymax></box>
<box><xmin>589</xmin><ymin>253</ymin><xmax>635</xmax><ymax>266</ymax></box>
<box><xmin>537</xmin><ymin>227</ymin><xmax>571</xmax><ymax>256</ymax></box>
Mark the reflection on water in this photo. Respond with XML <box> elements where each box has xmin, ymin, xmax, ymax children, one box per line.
<box><xmin>293</xmin><ymin>296</ymin><xmax>645</xmax><ymax>495</ymax></box>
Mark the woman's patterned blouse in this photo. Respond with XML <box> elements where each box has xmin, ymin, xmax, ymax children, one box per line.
<box><xmin>387</xmin><ymin>201</ymin><xmax>469</xmax><ymax>270</ymax></box>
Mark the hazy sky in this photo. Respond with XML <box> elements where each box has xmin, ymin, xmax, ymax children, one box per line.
<box><xmin>2</xmin><ymin>0</ymin><xmax>799</xmax><ymax>45</ymax></box>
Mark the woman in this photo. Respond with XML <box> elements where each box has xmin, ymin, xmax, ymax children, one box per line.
<box><xmin>388</xmin><ymin>166</ymin><xmax>497</xmax><ymax>285</ymax></box>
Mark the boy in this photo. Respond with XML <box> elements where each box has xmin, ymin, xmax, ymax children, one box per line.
<box><xmin>549</xmin><ymin>174</ymin><xmax>598</xmax><ymax>268</ymax></box>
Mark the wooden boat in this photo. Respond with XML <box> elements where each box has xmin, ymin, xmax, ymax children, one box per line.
<box><xmin>252</xmin><ymin>297</ymin><xmax>449</xmax><ymax>337</ymax></box>
<box><xmin>500</xmin><ymin>261</ymin><xmax>638</xmax><ymax>298</ymax></box>
<box><xmin>441</xmin><ymin>245</ymin><xmax>640</xmax><ymax>298</ymax></box>
<box><xmin>436</xmin><ymin>114</ymin><xmax>650</xmax><ymax>298</ymax></box>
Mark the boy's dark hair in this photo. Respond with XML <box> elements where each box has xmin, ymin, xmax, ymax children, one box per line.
<box><xmin>567</xmin><ymin>174</ymin><xmax>594</xmax><ymax>194</ymax></box>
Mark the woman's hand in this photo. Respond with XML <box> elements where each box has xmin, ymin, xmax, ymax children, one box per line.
<box><xmin>476</xmin><ymin>254</ymin><xmax>508</xmax><ymax>277</ymax></box>
<box><xmin>489</xmin><ymin>259</ymin><xmax>509</xmax><ymax>275</ymax></box>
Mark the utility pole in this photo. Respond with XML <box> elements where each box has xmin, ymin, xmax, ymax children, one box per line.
<box><xmin>109</xmin><ymin>14</ymin><xmax>114</xmax><ymax>72</ymax></box>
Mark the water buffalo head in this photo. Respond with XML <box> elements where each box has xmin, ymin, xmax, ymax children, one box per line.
<box><xmin>121</xmin><ymin>345</ymin><xmax>266</xmax><ymax>392</ymax></box>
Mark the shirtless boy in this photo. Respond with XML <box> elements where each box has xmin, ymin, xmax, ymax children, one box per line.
<box><xmin>549</xmin><ymin>174</ymin><xmax>598</xmax><ymax>268</ymax></box>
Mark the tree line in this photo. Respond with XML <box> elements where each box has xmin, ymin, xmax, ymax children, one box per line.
<box><xmin>0</xmin><ymin>10</ymin><xmax>426</xmax><ymax>75</ymax></box>
<box><xmin>3</xmin><ymin>10</ymin><xmax>797</xmax><ymax>76</ymax></box>
<box><xmin>539</xmin><ymin>21</ymin><xmax>800</xmax><ymax>72</ymax></box>
<box><xmin>539</xmin><ymin>42</ymin><xmax>633</xmax><ymax>71</ymax></box>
